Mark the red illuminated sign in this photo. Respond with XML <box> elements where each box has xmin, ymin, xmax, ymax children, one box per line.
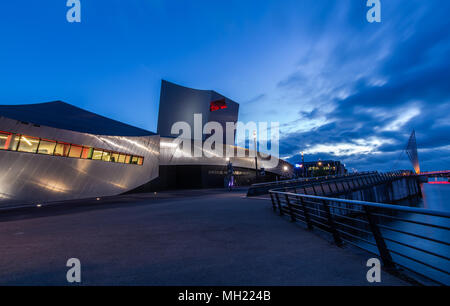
<box><xmin>210</xmin><ymin>99</ymin><xmax>227</xmax><ymax>112</ymax></box>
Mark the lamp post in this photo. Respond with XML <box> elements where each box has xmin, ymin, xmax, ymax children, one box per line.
<box><xmin>283</xmin><ymin>165</ymin><xmax>288</xmax><ymax>178</ymax></box>
<box><xmin>253</xmin><ymin>130</ymin><xmax>258</xmax><ymax>180</ymax></box>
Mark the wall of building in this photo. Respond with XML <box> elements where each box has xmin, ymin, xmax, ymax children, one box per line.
<box><xmin>157</xmin><ymin>80</ymin><xmax>239</xmax><ymax>144</ymax></box>
<box><xmin>0</xmin><ymin>116</ymin><xmax>160</xmax><ymax>207</ymax></box>
<box><xmin>160</xmin><ymin>137</ymin><xmax>293</xmax><ymax>177</ymax></box>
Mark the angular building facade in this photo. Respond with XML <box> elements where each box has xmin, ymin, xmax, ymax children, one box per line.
<box><xmin>158</xmin><ymin>80</ymin><xmax>239</xmax><ymax>143</ymax></box>
<box><xmin>0</xmin><ymin>101</ymin><xmax>159</xmax><ymax>207</ymax></box>
<box><xmin>0</xmin><ymin>81</ymin><xmax>292</xmax><ymax>207</ymax></box>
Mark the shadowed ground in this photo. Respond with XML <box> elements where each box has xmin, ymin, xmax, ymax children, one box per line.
<box><xmin>0</xmin><ymin>189</ymin><xmax>406</xmax><ymax>285</ymax></box>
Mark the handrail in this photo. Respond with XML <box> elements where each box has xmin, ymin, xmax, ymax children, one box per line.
<box><xmin>269</xmin><ymin>189</ymin><xmax>450</xmax><ymax>285</ymax></box>
<box><xmin>251</xmin><ymin>171</ymin><xmax>378</xmax><ymax>188</ymax></box>
<box><xmin>270</xmin><ymin>191</ymin><xmax>450</xmax><ymax>218</ymax></box>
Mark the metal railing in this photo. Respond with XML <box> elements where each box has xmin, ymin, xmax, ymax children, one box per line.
<box><xmin>247</xmin><ymin>171</ymin><xmax>385</xmax><ymax>196</ymax></box>
<box><xmin>281</xmin><ymin>171</ymin><xmax>420</xmax><ymax>199</ymax></box>
<box><xmin>269</xmin><ymin>190</ymin><xmax>450</xmax><ymax>285</ymax></box>
<box><xmin>251</xmin><ymin>171</ymin><xmax>378</xmax><ymax>188</ymax></box>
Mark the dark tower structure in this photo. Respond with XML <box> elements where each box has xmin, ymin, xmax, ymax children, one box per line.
<box><xmin>406</xmin><ymin>130</ymin><xmax>420</xmax><ymax>174</ymax></box>
<box><xmin>157</xmin><ymin>80</ymin><xmax>240</xmax><ymax>144</ymax></box>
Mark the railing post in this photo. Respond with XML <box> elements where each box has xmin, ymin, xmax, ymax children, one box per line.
<box><xmin>334</xmin><ymin>181</ymin><xmax>339</xmax><ymax>193</ymax></box>
<box><xmin>322</xmin><ymin>200</ymin><xmax>343</xmax><ymax>246</ymax></box>
<box><xmin>269</xmin><ymin>192</ymin><xmax>277</xmax><ymax>212</ymax></box>
<box><xmin>363</xmin><ymin>206</ymin><xmax>395</xmax><ymax>269</ymax></box>
<box><xmin>275</xmin><ymin>193</ymin><xmax>283</xmax><ymax>216</ymax></box>
<box><xmin>345</xmin><ymin>181</ymin><xmax>351</xmax><ymax>191</ymax></box>
<box><xmin>312</xmin><ymin>185</ymin><xmax>318</xmax><ymax>195</ymax></box>
<box><xmin>285</xmin><ymin>194</ymin><xmax>296</xmax><ymax>222</ymax></box>
<box><xmin>320</xmin><ymin>183</ymin><xmax>326</xmax><ymax>195</ymax></box>
<box><xmin>298</xmin><ymin>196</ymin><xmax>313</xmax><ymax>230</ymax></box>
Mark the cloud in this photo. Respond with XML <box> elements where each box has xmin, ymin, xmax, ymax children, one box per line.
<box><xmin>379</xmin><ymin>105</ymin><xmax>421</xmax><ymax>132</ymax></box>
<box><xmin>261</xmin><ymin>0</ymin><xmax>450</xmax><ymax>172</ymax></box>
<box><xmin>303</xmin><ymin>137</ymin><xmax>394</xmax><ymax>156</ymax></box>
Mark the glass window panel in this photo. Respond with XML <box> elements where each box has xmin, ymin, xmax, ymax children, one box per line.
<box><xmin>125</xmin><ymin>155</ymin><xmax>131</xmax><ymax>164</ymax></box>
<box><xmin>54</xmin><ymin>143</ymin><xmax>71</xmax><ymax>157</ymax></box>
<box><xmin>81</xmin><ymin>147</ymin><xmax>93</xmax><ymax>159</ymax></box>
<box><xmin>8</xmin><ymin>134</ymin><xmax>20</xmax><ymax>151</ymax></box>
<box><xmin>102</xmin><ymin>151</ymin><xmax>111</xmax><ymax>162</ymax></box>
<box><xmin>92</xmin><ymin>149</ymin><xmax>103</xmax><ymax>160</ymax></box>
<box><xmin>111</xmin><ymin>153</ymin><xmax>119</xmax><ymax>163</ymax></box>
<box><xmin>37</xmin><ymin>140</ymin><xmax>56</xmax><ymax>155</ymax></box>
<box><xmin>137</xmin><ymin>157</ymin><xmax>144</xmax><ymax>165</ymax></box>
<box><xmin>17</xmin><ymin>136</ymin><xmax>39</xmax><ymax>153</ymax></box>
<box><xmin>118</xmin><ymin>154</ymin><xmax>126</xmax><ymax>163</ymax></box>
<box><xmin>0</xmin><ymin>132</ymin><xmax>10</xmax><ymax>150</ymax></box>
<box><xmin>68</xmin><ymin>145</ymin><xmax>82</xmax><ymax>158</ymax></box>
<box><xmin>131</xmin><ymin>156</ymin><xmax>139</xmax><ymax>164</ymax></box>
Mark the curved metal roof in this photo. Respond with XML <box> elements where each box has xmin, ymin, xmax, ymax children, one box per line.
<box><xmin>0</xmin><ymin>101</ymin><xmax>155</xmax><ymax>136</ymax></box>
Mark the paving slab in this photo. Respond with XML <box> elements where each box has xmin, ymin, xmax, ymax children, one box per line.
<box><xmin>0</xmin><ymin>190</ymin><xmax>407</xmax><ymax>285</ymax></box>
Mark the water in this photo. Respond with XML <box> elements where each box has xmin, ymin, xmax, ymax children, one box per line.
<box><xmin>383</xmin><ymin>179</ymin><xmax>450</xmax><ymax>284</ymax></box>
<box><xmin>419</xmin><ymin>179</ymin><xmax>450</xmax><ymax>212</ymax></box>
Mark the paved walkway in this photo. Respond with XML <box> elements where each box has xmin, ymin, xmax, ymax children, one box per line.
<box><xmin>0</xmin><ymin>190</ymin><xmax>406</xmax><ymax>285</ymax></box>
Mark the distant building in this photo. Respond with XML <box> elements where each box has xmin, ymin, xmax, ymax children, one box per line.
<box><xmin>294</xmin><ymin>160</ymin><xmax>347</xmax><ymax>177</ymax></box>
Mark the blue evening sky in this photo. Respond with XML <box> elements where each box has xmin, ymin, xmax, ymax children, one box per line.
<box><xmin>0</xmin><ymin>1</ymin><xmax>449</xmax><ymax>171</ymax></box>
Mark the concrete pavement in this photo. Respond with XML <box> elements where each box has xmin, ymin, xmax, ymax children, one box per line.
<box><xmin>0</xmin><ymin>190</ymin><xmax>407</xmax><ymax>285</ymax></box>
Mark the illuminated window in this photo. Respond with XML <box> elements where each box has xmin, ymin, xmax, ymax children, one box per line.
<box><xmin>125</xmin><ymin>155</ymin><xmax>131</xmax><ymax>164</ymax></box>
<box><xmin>81</xmin><ymin>147</ymin><xmax>93</xmax><ymax>159</ymax></box>
<box><xmin>0</xmin><ymin>132</ymin><xmax>11</xmax><ymax>150</ymax></box>
<box><xmin>102</xmin><ymin>151</ymin><xmax>111</xmax><ymax>162</ymax></box>
<box><xmin>118</xmin><ymin>154</ymin><xmax>126</xmax><ymax>163</ymax></box>
<box><xmin>7</xmin><ymin>134</ymin><xmax>20</xmax><ymax>151</ymax></box>
<box><xmin>54</xmin><ymin>142</ymin><xmax>71</xmax><ymax>157</ymax></box>
<box><xmin>38</xmin><ymin>139</ymin><xmax>56</xmax><ymax>155</ymax></box>
<box><xmin>68</xmin><ymin>145</ymin><xmax>83</xmax><ymax>158</ymax></box>
<box><xmin>92</xmin><ymin>149</ymin><xmax>103</xmax><ymax>160</ymax></box>
<box><xmin>0</xmin><ymin>129</ymin><xmax>144</xmax><ymax>165</ymax></box>
<box><xmin>111</xmin><ymin>153</ymin><xmax>119</xmax><ymax>163</ymax></box>
<box><xmin>17</xmin><ymin>135</ymin><xmax>39</xmax><ymax>153</ymax></box>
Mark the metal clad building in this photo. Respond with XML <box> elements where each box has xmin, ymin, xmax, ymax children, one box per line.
<box><xmin>157</xmin><ymin>80</ymin><xmax>239</xmax><ymax>143</ymax></box>
<box><xmin>0</xmin><ymin>102</ymin><xmax>159</xmax><ymax>207</ymax></box>
<box><xmin>0</xmin><ymin>82</ymin><xmax>292</xmax><ymax>207</ymax></box>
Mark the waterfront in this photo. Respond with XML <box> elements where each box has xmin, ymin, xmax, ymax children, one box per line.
<box><xmin>384</xmin><ymin>181</ymin><xmax>450</xmax><ymax>285</ymax></box>
<box><xmin>419</xmin><ymin>180</ymin><xmax>450</xmax><ymax>212</ymax></box>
